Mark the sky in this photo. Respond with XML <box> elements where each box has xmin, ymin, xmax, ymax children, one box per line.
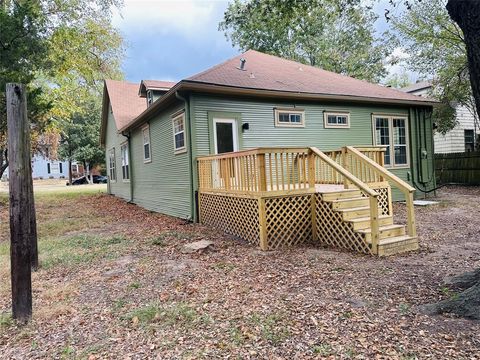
<box><xmin>112</xmin><ymin>0</ymin><xmax>413</xmax><ymax>84</ymax></box>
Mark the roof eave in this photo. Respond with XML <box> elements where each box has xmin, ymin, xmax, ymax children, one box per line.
<box><xmin>119</xmin><ymin>80</ymin><xmax>438</xmax><ymax>133</ymax></box>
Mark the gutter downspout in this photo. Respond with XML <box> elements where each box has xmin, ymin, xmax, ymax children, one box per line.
<box><xmin>175</xmin><ymin>91</ymin><xmax>195</xmax><ymax>221</ymax></box>
<box><xmin>121</xmin><ymin>131</ymin><xmax>134</xmax><ymax>203</ymax></box>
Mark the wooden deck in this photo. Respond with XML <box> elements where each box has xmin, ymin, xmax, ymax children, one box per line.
<box><xmin>197</xmin><ymin>146</ymin><xmax>418</xmax><ymax>256</ymax></box>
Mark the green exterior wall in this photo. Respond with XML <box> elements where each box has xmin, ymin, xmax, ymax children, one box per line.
<box><xmin>104</xmin><ymin>92</ymin><xmax>436</xmax><ymax>221</ymax></box>
<box><xmin>105</xmin><ymin>102</ymin><xmax>131</xmax><ymax>201</ymax></box>
<box><xmin>191</xmin><ymin>94</ymin><xmax>436</xmax><ymax>202</ymax></box>
<box><xmin>129</xmin><ymin>101</ymin><xmax>192</xmax><ymax>219</ymax></box>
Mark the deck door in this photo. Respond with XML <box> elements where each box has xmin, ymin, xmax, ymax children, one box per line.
<box><xmin>213</xmin><ymin>118</ymin><xmax>239</xmax><ymax>189</ymax></box>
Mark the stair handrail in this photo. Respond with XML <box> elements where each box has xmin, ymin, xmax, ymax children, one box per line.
<box><xmin>345</xmin><ymin>146</ymin><xmax>416</xmax><ymax>238</ymax></box>
<box><xmin>309</xmin><ymin>147</ymin><xmax>381</xmax><ymax>253</ymax></box>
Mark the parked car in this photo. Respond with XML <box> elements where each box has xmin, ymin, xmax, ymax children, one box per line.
<box><xmin>70</xmin><ymin>175</ymin><xmax>107</xmax><ymax>185</ymax></box>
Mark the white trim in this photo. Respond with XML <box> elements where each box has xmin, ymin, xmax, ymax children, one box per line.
<box><xmin>213</xmin><ymin>118</ymin><xmax>239</xmax><ymax>154</ymax></box>
<box><xmin>141</xmin><ymin>124</ymin><xmax>152</xmax><ymax>163</ymax></box>
<box><xmin>372</xmin><ymin>114</ymin><xmax>410</xmax><ymax>168</ymax></box>
<box><xmin>324</xmin><ymin>111</ymin><xmax>350</xmax><ymax>128</ymax></box>
<box><xmin>172</xmin><ymin>112</ymin><xmax>187</xmax><ymax>154</ymax></box>
<box><xmin>274</xmin><ymin>108</ymin><xmax>305</xmax><ymax>127</ymax></box>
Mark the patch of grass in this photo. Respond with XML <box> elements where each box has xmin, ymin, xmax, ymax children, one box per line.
<box><xmin>151</xmin><ymin>230</ymin><xmax>197</xmax><ymax>245</ymax></box>
<box><xmin>39</xmin><ymin>234</ymin><xmax>129</xmax><ymax>270</ymax></box>
<box><xmin>124</xmin><ymin>302</ymin><xmax>199</xmax><ymax>327</ymax></box>
<box><xmin>213</xmin><ymin>261</ymin><xmax>235</xmax><ymax>272</ymax></box>
<box><xmin>113</xmin><ymin>298</ymin><xmax>128</xmax><ymax>311</ymax></box>
<box><xmin>128</xmin><ymin>282</ymin><xmax>141</xmax><ymax>290</ymax></box>
<box><xmin>0</xmin><ymin>313</ymin><xmax>12</xmax><ymax>329</ymax></box>
<box><xmin>312</xmin><ymin>343</ymin><xmax>334</xmax><ymax>356</ymax></box>
<box><xmin>399</xmin><ymin>303</ymin><xmax>411</xmax><ymax>315</ymax></box>
<box><xmin>340</xmin><ymin>311</ymin><xmax>354</xmax><ymax>320</ymax></box>
<box><xmin>248</xmin><ymin>312</ymin><xmax>290</xmax><ymax>345</ymax></box>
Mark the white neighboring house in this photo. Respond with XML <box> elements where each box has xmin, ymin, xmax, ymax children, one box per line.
<box><xmin>2</xmin><ymin>155</ymin><xmax>82</xmax><ymax>180</ymax></box>
<box><xmin>402</xmin><ymin>81</ymin><xmax>479</xmax><ymax>153</ymax></box>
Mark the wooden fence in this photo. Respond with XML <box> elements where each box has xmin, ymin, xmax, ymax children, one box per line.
<box><xmin>435</xmin><ymin>151</ymin><xmax>480</xmax><ymax>185</ymax></box>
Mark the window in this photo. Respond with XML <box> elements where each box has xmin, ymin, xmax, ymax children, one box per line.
<box><xmin>324</xmin><ymin>112</ymin><xmax>350</xmax><ymax>128</ymax></box>
<box><xmin>142</xmin><ymin>125</ymin><xmax>151</xmax><ymax>162</ymax></box>
<box><xmin>147</xmin><ymin>90</ymin><xmax>153</xmax><ymax>106</ymax></box>
<box><xmin>108</xmin><ymin>148</ymin><xmax>116</xmax><ymax>181</ymax></box>
<box><xmin>373</xmin><ymin>115</ymin><xmax>409</xmax><ymax>167</ymax></box>
<box><xmin>121</xmin><ymin>143</ymin><xmax>129</xmax><ymax>181</ymax></box>
<box><xmin>465</xmin><ymin>129</ymin><xmax>475</xmax><ymax>152</ymax></box>
<box><xmin>172</xmin><ymin>112</ymin><xmax>186</xmax><ymax>153</ymax></box>
<box><xmin>47</xmin><ymin>163</ymin><xmax>51</xmax><ymax>174</ymax></box>
<box><xmin>274</xmin><ymin>109</ymin><xmax>305</xmax><ymax>127</ymax></box>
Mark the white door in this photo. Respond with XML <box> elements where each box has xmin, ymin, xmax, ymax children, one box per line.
<box><xmin>213</xmin><ymin>118</ymin><xmax>238</xmax><ymax>154</ymax></box>
<box><xmin>212</xmin><ymin>118</ymin><xmax>239</xmax><ymax>188</ymax></box>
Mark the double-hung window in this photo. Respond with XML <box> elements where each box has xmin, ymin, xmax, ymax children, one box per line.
<box><xmin>373</xmin><ymin>115</ymin><xmax>409</xmax><ymax>167</ymax></box>
<box><xmin>109</xmin><ymin>148</ymin><xmax>116</xmax><ymax>181</ymax></box>
<box><xmin>142</xmin><ymin>125</ymin><xmax>151</xmax><ymax>162</ymax></box>
<box><xmin>121</xmin><ymin>143</ymin><xmax>129</xmax><ymax>181</ymax></box>
<box><xmin>465</xmin><ymin>129</ymin><xmax>475</xmax><ymax>152</ymax></box>
<box><xmin>274</xmin><ymin>108</ymin><xmax>305</xmax><ymax>127</ymax></box>
<box><xmin>172</xmin><ymin>112</ymin><xmax>186</xmax><ymax>153</ymax></box>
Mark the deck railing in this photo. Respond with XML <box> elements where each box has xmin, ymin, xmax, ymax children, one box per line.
<box><xmin>197</xmin><ymin>146</ymin><xmax>415</xmax><ymax>253</ymax></box>
<box><xmin>345</xmin><ymin>146</ymin><xmax>416</xmax><ymax>238</ymax></box>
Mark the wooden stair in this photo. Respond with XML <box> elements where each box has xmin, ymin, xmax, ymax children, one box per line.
<box><xmin>322</xmin><ymin>189</ymin><xmax>418</xmax><ymax>256</ymax></box>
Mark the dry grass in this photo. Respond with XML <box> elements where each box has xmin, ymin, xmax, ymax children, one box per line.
<box><xmin>0</xmin><ymin>185</ymin><xmax>479</xmax><ymax>358</ymax></box>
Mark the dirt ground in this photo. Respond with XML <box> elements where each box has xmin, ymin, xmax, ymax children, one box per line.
<box><xmin>0</xmin><ymin>186</ymin><xmax>479</xmax><ymax>359</ymax></box>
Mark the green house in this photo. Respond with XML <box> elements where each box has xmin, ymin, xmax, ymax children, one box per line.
<box><xmin>100</xmin><ymin>50</ymin><xmax>436</xmax><ymax>225</ymax></box>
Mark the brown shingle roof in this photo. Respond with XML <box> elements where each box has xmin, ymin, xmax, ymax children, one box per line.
<box><xmin>105</xmin><ymin>79</ymin><xmax>147</xmax><ymax>130</ymax></box>
<box><xmin>401</xmin><ymin>80</ymin><xmax>432</xmax><ymax>93</ymax></box>
<box><xmin>187</xmin><ymin>50</ymin><xmax>434</xmax><ymax>104</ymax></box>
<box><xmin>142</xmin><ymin>80</ymin><xmax>176</xmax><ymax>90</ymax></box>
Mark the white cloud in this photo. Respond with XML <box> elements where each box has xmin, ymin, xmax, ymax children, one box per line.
<box><xmin>113</xmin><ymin>0</ymin><xmax>227</xmax><ymax>38</ymax></box>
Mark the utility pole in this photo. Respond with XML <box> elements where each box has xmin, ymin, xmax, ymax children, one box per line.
<box><xmin>7</xmin><ymin>83</ymin><xmax>38</xmax><ymax>322</ymax></box>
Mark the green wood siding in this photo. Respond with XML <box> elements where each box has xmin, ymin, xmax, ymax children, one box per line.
<box><xmin>105</xmin><ymin>103</ymin><xmax>131</xmax><ymax>201</ymax></box>
<box><xmin>129</xmin><ymin>102</ymin><xmax>192</xmax><ymax>219</ymax></box>
<box><xmin>191</xmin><ymin>94</ymin><xmax>436</xmax><ymax>200</ymax></box>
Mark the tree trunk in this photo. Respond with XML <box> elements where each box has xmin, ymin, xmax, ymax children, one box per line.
<box><xmin>6</xmin><ymin>83</ymin><xmax>35</xmax><ymax>323</ymax></box>
<box><xmin>447</xmin><ymin>0</ymin><xmax>480</xmax><ymax>118</ymax></box>
<box><xmin>420</xmin><ymin>269</ymin><xmax>480</xmax><ymax>320</ymax></box>
<box><xmin>0</xmin><ymin>148</ymin><xmax>8</xmax><ymax>179</ymax></box>
<box><xmin>424</xmin><ymin>0</ymin><xmax>480</xmax><ymax>320</ymax></box>
<box><xmin>68</xmin><ymin>159</ymin><xmax>72</xmax><ymax>185</ymax></box>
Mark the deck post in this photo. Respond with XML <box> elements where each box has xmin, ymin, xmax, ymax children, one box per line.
<box><xmin>258</xmin><ymin>197</ymin><xmax>268</xmax><ymax>250</ymax></box>
<box><xmin>257</xmin><ymin>153</ymin><xmax>267</xmax><ymax>192</ymax></box>
<box><xmin>406</xmin><ymin>191</ymin><xmax>416</xmax><ymax>238</ymax></box>
<box><xmin>341</xmin><ymin>147</ymin><xmax>350</xmax><ymax>189</ymax></box>
<box><xmin>308</xmin><ymin>150</ymin><xmax>316</xmax><ymax>189</ymax></box>
<box><xmin>369</xmin><ymin>195</ymin><xmax>380</xmax><ymax>255</ymax></box>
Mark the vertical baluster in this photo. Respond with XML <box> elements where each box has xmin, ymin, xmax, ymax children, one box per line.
<box><xmin>280</xmin><ymin>153</ymin><xmax>285</xmax><ymax>190</ymax></box>
<box><xmin>269</xmin><ymin>153</ymin><xmax>273</xmax><ymax>191</ymax></box>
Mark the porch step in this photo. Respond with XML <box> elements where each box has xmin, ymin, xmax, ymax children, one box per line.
<box><xmin>347</xmin><ymin>215</ymin><xmax>393</xmax><ymax>230</ymax></box>
<box><xmin>337</xmin><ymin>206</ymin><xmax>382</xmax><ymax>220</ymax></box>
<box><xmin>322</xmin><ymin>189</ymin><xmax>362</xmax><ymax>201</ymax></box>
<box><xmin>331</xmin><ymin>197</ymin><xmax>369</xmax><ymax>210</ymax></box>
<box><xmin>376</xmin><ymin>235</ymin><xmax>419</xmax><ymax>257</ymax></box>
<box><xmin>359</xmin><ymin>224</ymin><xmax>406</xmax><ymax>242</ymax></box>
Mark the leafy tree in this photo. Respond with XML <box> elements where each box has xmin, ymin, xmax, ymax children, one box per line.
<box><xmin>392</xmin><ymin>0</ymin><xmax>476</xmax><ymax>134</ymax></box>
<box><xmin>0</xmin><ymin>0</ymin><xmax>123</xmax><ymax>179</ymax></box>
<box><xmin>219</xmin><ymin>0</ymin><xmax>393</xmax><ymax>82</ymax></box>
<box><xmin>384</xmin><ymin>71</ymin><xmax>412</xmax><ymax>89</ymax></box>
<box><xmin>59</xmin><ymin>99</ymin><xmax>104</xmax><ymax>183</ymax></box>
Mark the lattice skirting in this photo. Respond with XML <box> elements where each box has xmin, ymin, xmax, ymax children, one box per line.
<box><xmin>360</xmin><ymin>183</ymin><xmax>391</xmax><ymax>216</ymax></box>
<box><xmin>315</xmin><ymin>194</ymin><xmax>372</xmax><ymax>255</ymax></box>
<box><xmin>264</xmin><ymin>195</ymin><xmax>312</xmax><ymax>249</ymax></box>
<box><xmin>199</xmin><ymin>192</ymin><xmax>260</xmax><ymax>246</ymax></box>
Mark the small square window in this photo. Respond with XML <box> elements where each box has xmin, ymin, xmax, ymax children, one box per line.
<box><xmin>274</xmin><ymin>109</ymin><xmax>305</xmax><ymax>127</ymax></box>
<box><xmin>324</xmin><ymin>112</ymin><xmax>350</xmax><ymax>128</ymax></box>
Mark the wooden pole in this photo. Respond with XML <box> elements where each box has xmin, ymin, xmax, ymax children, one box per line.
<box><xmin>7</xmin><ymin>83</ymin><xmax>36</xmax><ymax>322</ymax></box>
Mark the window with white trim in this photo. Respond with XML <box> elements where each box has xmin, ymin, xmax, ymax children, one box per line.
<box><xmin>142</xmin><ymin>125</ymin><xmax>151</xmax><ymax>162</ymax></box>
<box><xmin>373</xmin><ymin>115</ymin><xmax>409</xmax><ymax>167</ymax></box>
<box><xmin>121</xmin><ymin>143</ymin><xmax>129</xmax><ymax>181</ymax></box>
<box><xmin>172</xmin><ymin>113</ymin><xmax>186</xmax><ymax>153</ymax></box>
<box><xmin>324</xmin><ymin>112</ymin><xmax>350</xmax><ymax>128</ymax></box>
<box><xmin>108</xmin><ymin>148</ymin><xmax>116</xmax><ymax>181</ymax></box>
<box><xmin>274</xmin><ymin>109</ymin><xmax>305</xmax><ymax>127</ymax></box>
